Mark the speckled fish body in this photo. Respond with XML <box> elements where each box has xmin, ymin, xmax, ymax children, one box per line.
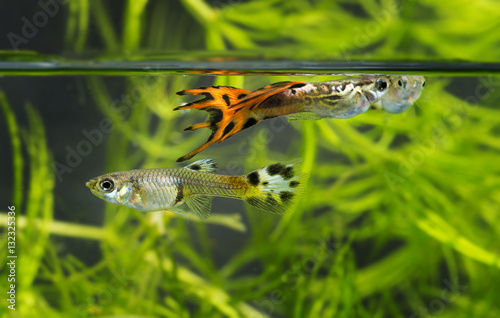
<box><xmin>174</xmin><ymin>76</ymin><xmax>393</xmax><ymax>161</ymax></box>
<box><xmin>251</xmin><ymin>75</ymin><xmax>394</xmax><ymax>120</ymax></box>
<box><xmin>86</xmin><ymin>159</ymin><xmax>308</xmax><ymax>220</ymax></box>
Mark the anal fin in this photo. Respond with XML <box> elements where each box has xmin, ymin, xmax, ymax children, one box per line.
<box><xmin>185</xmin><ymin>195</ymin><xmax>213</xmax><ymax>220</ymax></box>
<box><xmin>286</xmin><ymin>112</ymin><xmax>323</xmax><ymax>121</ymax></box>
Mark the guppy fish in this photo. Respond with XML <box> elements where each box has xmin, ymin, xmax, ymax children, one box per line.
<box><xmin>175</xmin><ymin>75</ymin><xmax>425</xmax><ymax>162</ymax></box>
<box><xmin>86</xmin><ymin>159</ymin><xmax>308</xmax><ymax>220</ymax></box>
<box><xmin>372</xmin><ymin>75</ymin><xmax>425</xmax><ymax>114</ymax></box>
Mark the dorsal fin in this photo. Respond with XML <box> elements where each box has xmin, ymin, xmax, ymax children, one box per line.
<box><xmin>175</xmin><ymin>82</ymin><xmax>307</xmax><ymax>162</ymax></box>
<box><xmin>184</xmin><ymin>159</ymin><xmax>219</xmax><ymax>173</ymax></box>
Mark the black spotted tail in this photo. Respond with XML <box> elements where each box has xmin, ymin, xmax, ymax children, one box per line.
<box><xmin>243</xmin><ymin>160</ymin><xmax>308</xmax><ymax>215</ymax></box>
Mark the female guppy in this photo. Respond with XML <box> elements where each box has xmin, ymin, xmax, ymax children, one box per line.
<box><xmin>175</xmin><ymin>75</ymin><xmax>425</xmax><ymax>162</ymax></box>
<box><xmin>86</xmin><ymin>159</ymin><xmax>307</xmax><ymax>220</ymax></box>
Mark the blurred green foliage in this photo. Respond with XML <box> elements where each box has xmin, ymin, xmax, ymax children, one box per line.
<box><xmin>63</xmin><ymin>0</ymin><xmax>500</xmax><ymax>61</ymax></box>
<box><xmin>2</xmin><ymin>0</ymin><xmax>500</xmax><ymax>317</ymax></box>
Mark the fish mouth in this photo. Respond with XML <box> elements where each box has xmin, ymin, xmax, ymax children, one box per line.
<box><xmin>86</xmin><ymin>179</ymin><xmax>96</xmax><ymax>189</ymax></box>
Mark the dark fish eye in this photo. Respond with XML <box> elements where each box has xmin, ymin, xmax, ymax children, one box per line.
<box><xmin>422</xmin><ymin>81</ymin><xmax>426</xmax><ymax>87</ymax></box>
<box><xmin>375</xmin><ymin>79</ymin><xmax>388</xmax><ymax>92</ymax></box>
<box><xmin>398</xmin><ymin>79</ymin><xmax>403</xmax><ymax>87</ymax></box>
<box><xmin>99</xmin><ymin>178</ymin><xmax>115</xmax><ymax>192</ymax></box>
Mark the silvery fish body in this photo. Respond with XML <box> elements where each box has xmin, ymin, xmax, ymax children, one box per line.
<box><xmin>86</xmin><ymin>159</ymin><xmax>308</xmax><ymax>220</ymax></box>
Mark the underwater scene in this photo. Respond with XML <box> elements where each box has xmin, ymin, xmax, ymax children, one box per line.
<box><xmin>1</xmin><ymin>1</ymin><xmax>500</xmax><ymax>317</ymax></box>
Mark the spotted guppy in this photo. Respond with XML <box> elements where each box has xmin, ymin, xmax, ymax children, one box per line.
<box><xmin>86</xmin><ymin>159</ymin><xmax>308</xmax><ymax>220</ymax></box>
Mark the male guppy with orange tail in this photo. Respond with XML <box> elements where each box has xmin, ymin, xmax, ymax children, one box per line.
<box><xmin>175</xmin><ymin>75</ymin><xmax>425</xmax><ymax>162</ymax></box>
<box><xmin>86</xmin><ymin>159</ymin><xmax>307</xmax><ymax>220</ymax></box>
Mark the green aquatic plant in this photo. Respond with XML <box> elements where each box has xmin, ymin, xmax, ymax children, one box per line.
<box><xmin>2</xmin><ymin>0</ymin><xmax>500</xmax><ymax>317</ymax></box>
<box><xmin>64</xmin><ymin>0</ymin><xmax>500</xmax><ymax>61</ymax></box>
<box><xmin>1</xmin><ymin>95</ymin><xmax>56</xmax><ymax>316</ymax></box>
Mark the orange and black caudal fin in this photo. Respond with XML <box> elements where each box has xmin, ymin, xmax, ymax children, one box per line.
<box><xmin>175</xmin><ymin>86</ymin><xmax>254</xmax><ymax>162</ymax></box>
<box><xmin>174</xmin><ymin>82</ymin><xmax>307</xmax><ymax>162</ymax></box>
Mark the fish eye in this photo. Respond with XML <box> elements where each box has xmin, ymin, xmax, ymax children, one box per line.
<box><xmin>375</xmin><ymin>79</ymin><xmax>388</xmax><ymax>92</ymax></box>
<box><xmin>422</xmin><ymin>81</ymin><xmax>426</xmax><ymax>87</ymax></box>
<box><xmin>398</xmin><ymin>79</ymin><xmax>408</xmax><ymax>88</ymax></box>
<box><xmin>99</xmin><ymin>178</ymin><xmax>115</xmax><ymax>192</ymax></box>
